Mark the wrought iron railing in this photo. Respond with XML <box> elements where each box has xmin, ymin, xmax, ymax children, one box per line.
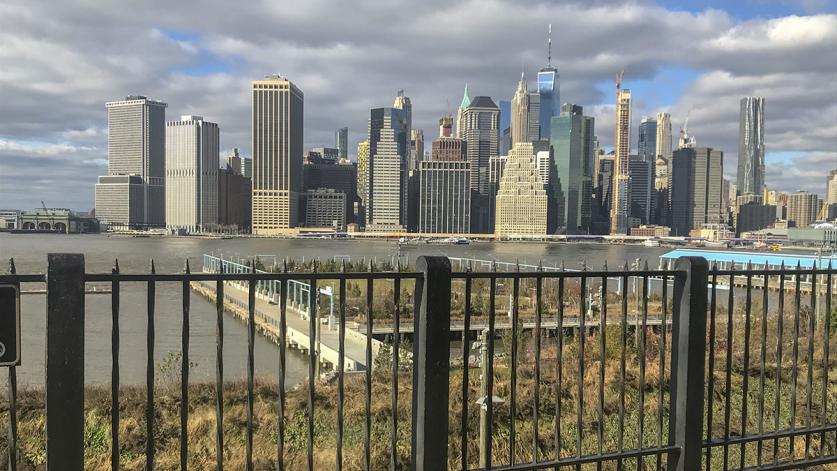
<box><xmin>0</xmin><ymin>254</ymin><xmax>834</xmax><ymax>471</ymax></box>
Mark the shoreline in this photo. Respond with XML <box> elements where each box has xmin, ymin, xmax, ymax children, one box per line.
<box><xmin>2</xmin><ymin>229</ymin><xmax>831</xmax><ymax>254</ymax></box>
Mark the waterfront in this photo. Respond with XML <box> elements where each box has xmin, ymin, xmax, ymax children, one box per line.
<box><xmin>0</xmin><ymin>233</ymin><xmax>672</xmax><ymax>387</ymax></box>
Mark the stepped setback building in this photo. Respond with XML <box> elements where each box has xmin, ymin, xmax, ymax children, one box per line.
<box><xmin>494</xmin><ymin>142</ymin><xmax>548</xmax><ymax>236</ymax></box>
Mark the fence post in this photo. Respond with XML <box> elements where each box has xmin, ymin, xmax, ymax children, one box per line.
<box><xmin>46</xmin><ymin>253</ymin><xmax>85</xmax><ymax>470</ymax></box>
<box><xmin>668</xmin><ymin>256</ymin><xmax>708</xmax><ymax>471</ymax></box>
<box><xmin>412</xmin><ymin>256</ymin><xmax>452</xmax><ymax>470</ymax></box>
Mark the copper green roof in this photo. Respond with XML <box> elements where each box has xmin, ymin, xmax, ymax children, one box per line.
<box><xmin>459</xmin><ymin>83</ymin><xmax>471</xmax><ymax>109</ymax></box>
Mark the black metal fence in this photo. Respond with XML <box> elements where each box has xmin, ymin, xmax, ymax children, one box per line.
<box><xmin>0</xmin><ymin>253</ymin><xmax>834</xmax><ymax>470</ymax></box>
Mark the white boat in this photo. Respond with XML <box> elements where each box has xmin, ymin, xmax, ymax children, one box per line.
<box><xmin>643</xmin><ymin>239</ymin><xmax>661</xmax><ymax>247</ymax></box>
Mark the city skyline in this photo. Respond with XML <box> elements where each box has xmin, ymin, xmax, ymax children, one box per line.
<box><xmin>0</xmin><ymin>1</ymin><xmax>835</xmax><ymax>210</ymax></box>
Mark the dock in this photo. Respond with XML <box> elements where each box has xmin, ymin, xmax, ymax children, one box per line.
<box><xmin>191</xmin><ymin>279</ymin><xmax>382</xmax><ymax>372</ymax></box>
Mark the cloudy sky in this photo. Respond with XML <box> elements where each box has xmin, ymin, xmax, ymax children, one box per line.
<box><xmin>0</xmin><ymin>0</ymin><xmax>835</xmax><ymax>211</ymax></box>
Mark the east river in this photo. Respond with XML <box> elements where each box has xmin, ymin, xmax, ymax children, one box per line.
<box><xmin>0</xmin><ymin>233</ymin><xmax>670</xmax><ymax>387</ymax></box>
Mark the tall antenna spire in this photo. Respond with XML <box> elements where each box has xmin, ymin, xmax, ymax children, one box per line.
<box><xmin>547</xmin><ymin>24</ymin><xmax>552</xmax><ymax>68</ymax></box>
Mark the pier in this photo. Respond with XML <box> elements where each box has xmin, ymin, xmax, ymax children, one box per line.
<box><xmin>196</xmin><ymin>254</ymin><xmax>383</xmax><ymax>372</ymax></box>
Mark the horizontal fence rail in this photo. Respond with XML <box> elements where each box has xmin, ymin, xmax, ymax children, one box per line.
<box><xmin>0</xmin><ymin>254</ymin><xmax>834</xmax><ymax>471</ymax></box>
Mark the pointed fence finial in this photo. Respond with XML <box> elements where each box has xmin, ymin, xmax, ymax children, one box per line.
<box><xmin>184</xmin><ymin>259</ymin><xmax>190</xmax><ymax>274</ymax></box>
<box><xmin>8</xmin><ymin>258</ymin><xmax>16</xmax><ymax>275</ymax></box>
<box><xmin>150</xmin><ymin>259</ymin><xmax>156</xmax><ymax>274</ymax></box>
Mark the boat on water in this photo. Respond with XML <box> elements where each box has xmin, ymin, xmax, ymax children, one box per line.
<box><xmin>643</xmin><ymin>239</ymin><xmax>661</xmax><ymax>247</ymax></box>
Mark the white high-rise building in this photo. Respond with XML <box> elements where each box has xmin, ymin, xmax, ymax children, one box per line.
<box><xmin>366</xmin><ymin>107</ymin><xmax>409</xmax><ymax>232</ymax></box>
<box><xmin>610</xmin><ymin>74</ymin><xmax>631</xmax><ymax>234</ymax></box>
<box><xmin>165</xmin><ymin>115</ymin><xmax>220</xmax><ymax>232</ymax></box>
<box><xmin>95</xmin><ymin>96</ymin><xmax>167</xmax><ymax>228</ymax></box>
<box><xmin>655</xmin><ymin>112</ymin><xmax>672</xmax><ymax>161</ymax></box>
<box><xmin>495</xmin><ymin>142</ymin><xmax>548</xmax><ymax>236</ymax></box>
<box><xmin>511</xmin><ymin>73</ymin><xmax>530</xmax><ymax>145</ymax></box>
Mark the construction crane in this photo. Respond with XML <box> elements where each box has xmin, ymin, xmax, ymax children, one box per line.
<box><xmin>615</xmin><ymin>69</ymin><xmax>624</xmax><ymax>90</ymax></box>
<box><xmin>41</xmin><ymin>201</ymin><xmax>47</xmax><ymax>210</ymax></box>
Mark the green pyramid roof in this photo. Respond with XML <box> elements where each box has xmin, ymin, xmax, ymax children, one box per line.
<box><xmin>459</xmin><ymin>83</ymin><xmax>471</xmax><ymax>109</ymax></box>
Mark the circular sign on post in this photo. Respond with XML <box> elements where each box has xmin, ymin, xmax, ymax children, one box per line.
<box><xmin>0</xmin><ymin>341</ymin><xmax>5</xmax><ymax>358</ymax></box>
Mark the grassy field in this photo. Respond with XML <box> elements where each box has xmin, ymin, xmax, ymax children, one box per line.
<box><xmin>1</xmin><ymin>307</ymin><xmax>834</xmax><ymax>470</ymax></box>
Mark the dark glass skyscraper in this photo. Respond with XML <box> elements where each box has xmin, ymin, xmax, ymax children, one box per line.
<box><xmin>638</xmin><ymin>117</ymin><xmax>657</xmax><ymax>162</ymax></box>
<box><xmin>335</xmin><ymin>126</ymin><xmax>348</xmax><ymax>160</ymax></box>
<box><xmin>549</xmin><ymin>104</ymin><xmax>594</xmax><ymax>234</ymax></box>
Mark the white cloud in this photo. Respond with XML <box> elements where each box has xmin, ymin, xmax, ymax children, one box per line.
<box><xmin>0</xmin><ymin>0</ymin><xmax>834</xmax><ymax>210</ymax></box>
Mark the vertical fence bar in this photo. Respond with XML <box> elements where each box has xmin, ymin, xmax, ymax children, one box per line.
<box><xmin>598</xmin><ymin>264</ymin><xmax>607</xmax><ymax>470</ymax></box>
<box><xmin>277</xmin><ymin>262</ymin><xmax>288</xmax><ymax>471</ymax></box>
<box><xmin>534</xmin><ymin>263</ymin><xmax>543</xmax><ymax>464</ymax></box>
<box><xmin>7</xmin><ymin>259</ymin><xmax>17</xmax><ymax>471</ymax></box>
<box><xmin>706</xmin><ymin>266</ymin><xmax>718</xmax><ymax>471</ymax></box>
<box><xmin>364</xmin><ymin>261</ymin><xmax>373</xmax><ymax>471</ymax></box>
<box><xmin>722</xmin><ymin>266</ymin><xmax>735</xmax><ymax>470</ymax></box>
<box><xmin>668</xmin><ymin>256</ymin><xmax>708</xmax><ymax>471</ymax></box>
<box><xmin>215</xmin><ymin>263</ymin><xmax>225</xmax><ymax>471</ymax></box>
<box><xmin>740</xmin><ymin>263</ymin><xmax>753</xmax><ymax>469</ymax></box>
<box><xmin>577</xmin><ymin>269</ymin><xmax>587</xmax><ymax>469</ymax></box>
<box><xmin>111</xmin><ymin>260</ymin><xmax>120</xmax><ymax>471</ymax></box>
<box><xmin>307</xmin><ymin>264</ymin><xmax>318</xmax><ymax>471</ymax></box>
<box><xmin>45</xmin><ymin>253</ymin><xmax>85</xmax><ymax>470</ymax></box>
<box><xmin>181</xmin><ymin>260</ymin><xmax>190</xmax><ymax>471</ymax></box>
<box><xmin>337</xmin><ymin>264</ymin><xmax>346</xmax><ymax>471</ymax></box>
<box><xmin>790</xmin><ymin>262</ymin><xmax>802</xmax><ymax>459</ymax></box>
<box><xmin>637</xmin><ymin>265</ymin><xmax>648</xmax><ymax>470</ymax></box>
<box><xmin>461</xmin><ymin>263</ymin><xmax>472</xmax><ymax>471</ymax></box>
<box><xmin>804</xmin><ymin>268</ymin><xmax>816</xmax><ymax>459</ymax></box>
<box><xmin>510</xmin><ymin>263</ymin><xmax>520</xmax><ymax>466</ymax></box>
<box><xmin>757</xmin><ymin>264</ymin><xmax>769</xmax><ymax>466</ymax></box>
<box><xmin>246</xmin><ymin>263</ymin><xmax>256</xmax><ymax>471</ymax></box>
<box><xmin>555</xmin><ymin>267</ymin><xmax>565</xmax><ymax>465</ymax></box>
<box><xmin>486</xmin><ymin>262</ymin><xmax>497</xmax><ymax>469</ymax></box>
<box><xmin>657</xmin><ymin>272</ymin><xmax>668</xmax><ymax>471</ymax></box>
<box><xmin>773</xmin><ymin>263</ymin><xmax>785</xmax><ymax>465</ymax></box>
<box><xmin>146</xmin><ymin>260</ymin><xmax>156</xmax><ymax>471</ymax></box>
<box><xmin>411</xmin><ymin>256</ymin><xmax>451</xmax><ymax>471</ymax></box>
<box><xmin>822</xmin><ymin>264</ymin><xmax>832</xmax><ymax>456</ymax></box>
<box><xmin>391</xmin><ymin>265</ymin><xmax>401</xmax><ymax>471</ymax></box>
<box><xmin>617</xmin><ymin>263</ymin><xmax>628</xmax><ymax>471</ymax></box>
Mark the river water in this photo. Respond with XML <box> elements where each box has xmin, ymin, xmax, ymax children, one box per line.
<box><xmin>0</xmin><ymin>233</ymin><xmax>669</xmax><ymax>387</ymax></box>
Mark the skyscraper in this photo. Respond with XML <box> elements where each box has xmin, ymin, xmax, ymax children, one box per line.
<box><xmin>549</xmin><ymin>104</ymin><xmax>595</xmax><ymax>233</ymax></box>
<box><xmin>638</xmin><ymin>117</ymin><xmax>657</xmax><ymax>162</ymax></box>
<box><xmin>655</xmin><ymin>112</ymin><xmax>672</xmax><ymax>161</ymax></box>
<box><xmin>528</xmin><ymin>90</ymin><xmax>541</xmax><ymax>142</ymax></box>
<box><xmin>356</xmin><ymin>140</ymin><xmax>369</xmax><ymax>223</ymax></box>
<box><xmin>456</xmin><ymin>84</ymin><xmax>470</xmax><ymax>139</ymax></box>
<box><xmin>511</xmin><ymin>73</ymin><xmax>529</xmax><ymax>145</ymax></box>
<box><xmin>494</xmin><ymin>142</ymin><xmax>547</xmax><ymax>236</ymax></box>
<box><xmin>628</xmin><ymin>154</ymin><xmax>652</xmax><ymax>225</ymax></box>
<box><xmin>538</xmin><ymin>25</ymin><xmax>560</xmax><ymax>141</ymax></box>
<box><xmin>95</xmin><ymin>96</ymin><xmax>167</xmax><ymax>228</ymax></box>
<box><xmin>251</xmin><ymin>75</ymin><xmax>304</xmax><ymax>234</ymax></box>
<box><xmin>610</xmin><ymin>73</ymin><xmax>631</xmax><ymax>234</ymax></box>
<box><xmin>335</xmin><ymin>127</ymin><xmax>348</xmax><ymax>160</ymax></box>
<box><xmin>393</xmin><ymin>90</ymin><xmax>412</xmax><ymax>134</ymax></box>
<box><xmin>787</xmin><ymin>191</ymin><xmax>819</xmax><ymax>228</ymax></box>
<box><xmin>669</xmin><ymin>147</ymin><xmax>724</xmax><ymax>236</ymax></box>
<box><xmin>366</xmin><ymin>107</ymin><xmax>409</xmax><ymax>232</ymax></box>
<box><xmin>499</xmin><ymin>100</ymin><xmax>511</xmax><ymax>155</ymax></box>
<box><xmin>409</xmin><ymin>129</ymin><xmax>425</xmax><ymax>171</ymax></box>
<box><xmin>165</xmin><ymin>115</ymin><xmax>219</xmax><ymax>232</ymax></box>
<box><xmin>418</xmin><ymin>159</ymin><xmax>471</xmax><ymax>234</ymax></box>
<box><xmin>828</xmin><ymin>170</ymin><xmax>837</xmax><ymax>205</ymax></box>
<box><xmin>637</xmin><ymin>117</ymin><xmax>657</xmax><ymax>225</ymax></box>
<box><xmin>737</xmin><ymin>96</ymin><xmax>765</xmax><ymax>197</ymax></box>
<box><xmin>495</xmin><ymin>142</ymin><xmax>548</xmax><ymax>236</ymax></box>
<box><xmin>460</xmin><ymin>96</ymin><xmax>499</xmax><ymax>233</ymax></box>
